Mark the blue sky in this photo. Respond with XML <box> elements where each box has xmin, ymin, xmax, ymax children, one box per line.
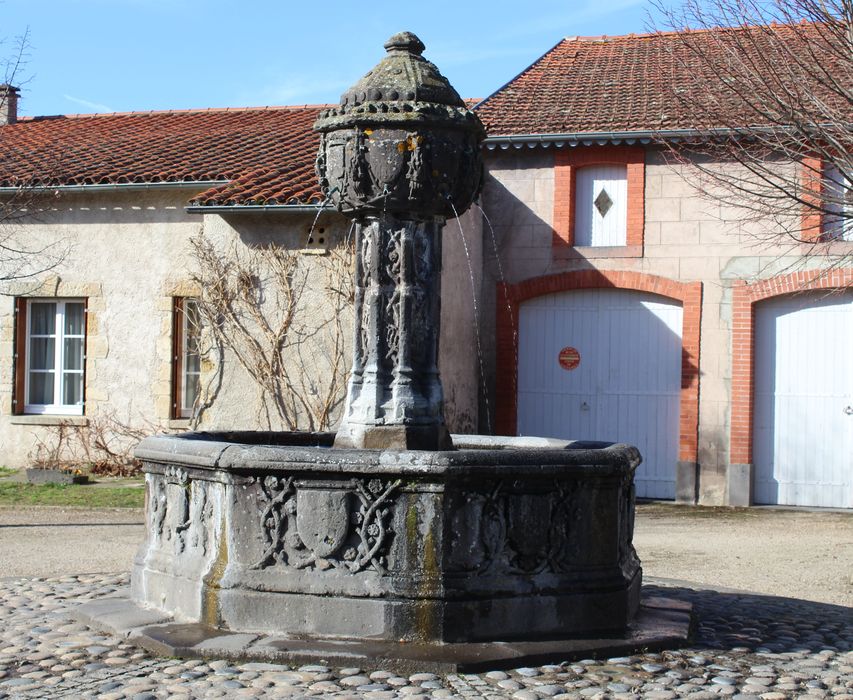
<box><xmin>3</xmin><ymin>0</ymin><xmax>667</xmax><ymax>117</ymax></box>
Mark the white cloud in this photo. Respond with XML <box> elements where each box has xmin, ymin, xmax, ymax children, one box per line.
<box><xmin>63</xmin><ymin>94</ymin><xmax>114</xmax><ymax>113</ymax></box>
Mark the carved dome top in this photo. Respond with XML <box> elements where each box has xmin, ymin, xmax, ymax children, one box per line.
<box><xmin>314</xmin><ymin>32</ymin><xmax>483</xmax><ymax>134</ymax></box>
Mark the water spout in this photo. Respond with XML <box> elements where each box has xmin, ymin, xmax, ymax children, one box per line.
<box><xmin>305</xmin><ymin>189</ymin><xmax>338</xmax><ymax>246</ymax></box>
<box><xmin>474</xmin><ymin>201</ymin><xmax>519</xmax><ymax>407</ymax></box>
<box><xmin>449</xmin><ymin>199</ymin><xmax>492</xmax><ymax>431</ymax></box>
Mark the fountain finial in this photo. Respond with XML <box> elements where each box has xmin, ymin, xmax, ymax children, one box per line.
<box><xmin>383</xmin><ymin>31</ymin><xmax>425</xmax><ymax>55</ymax></box>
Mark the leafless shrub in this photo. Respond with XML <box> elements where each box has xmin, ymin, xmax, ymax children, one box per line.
<box><xmin>29</xmin><ymin>412</ymin><xmax>153</xmax><ymax>476</ymax></box>
<box><xmin>189</xmin><ymin>236</ymin><xmax>354</xmax><ymax>431</ymax></box>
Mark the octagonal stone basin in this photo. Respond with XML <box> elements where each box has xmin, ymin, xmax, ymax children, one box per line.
<box><xmin>131</xmin><ymin>432</ymin><xmax>642</xmax><ymax>644</ymax></box>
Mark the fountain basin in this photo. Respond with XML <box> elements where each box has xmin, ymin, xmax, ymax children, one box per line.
<box><xmin>131</xmin><ymin>432</ymin><xmax>642</xmax><ymax>644</ymax></box>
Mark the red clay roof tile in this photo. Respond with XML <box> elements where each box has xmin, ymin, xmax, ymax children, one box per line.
<box><xmin>1</xmin><ymin>25</ymin><xmax>842</xmax><ymax>207</ymax></box>
<box><xmin>475</xmin><ymin>24</ymin><xmax>848</xmax><ymax>136</ymax></box>
<box><xmin>0</xmin><ymin>106</ymin><xmax>327</xmax><ymax>206</ymax></box>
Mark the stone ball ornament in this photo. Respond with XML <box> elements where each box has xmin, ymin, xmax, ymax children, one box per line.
<box><xmin>314</xmin><ymin>31</ymin><xmax>485</xmax><ymax>220</ymax></box>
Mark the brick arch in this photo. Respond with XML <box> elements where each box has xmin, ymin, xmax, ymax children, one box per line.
<box><xmin>496</xmin><ymin>269</ymin><xmax>702</xmax><ymax>464</ymax></box>
<box><xmin>729</xmin><ymin>268</ymin><xmax>853</xmax><ymax>467</ymax></box>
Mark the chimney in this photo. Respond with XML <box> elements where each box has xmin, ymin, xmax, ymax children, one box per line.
<box><xmin>0</xmin><ymin>85</ymin><xmax>20</xmax><ymax>125</ymax></box>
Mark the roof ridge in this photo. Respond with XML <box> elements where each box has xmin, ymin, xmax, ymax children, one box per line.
<box><xmin>473</xmin><ymin>36</ymin><xmax>568</xmax><ymax>111</ymax></box>
<box><xmin>18</xmin><ymin>103</ymin><xmax>334</xmax><ymax>122</ymax></box>
<box><xmin>564</xmin><ymin>20</ymin><xmax>819</xmax><ymax>43</ymax></box>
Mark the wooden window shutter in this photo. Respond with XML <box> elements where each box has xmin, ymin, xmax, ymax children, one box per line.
<box><xmin>171</xmin><ymin>298</ymin><xmax>184</xmax><ymax>420</ymax></box>
<box><xmin>12</xmin><ymin>298</ymin><xmax>27</xmax><ymax>415</ymax></box>
<box><xmin>81</xmin><ymin>298</ymin><xmax>89</xmax><ymax>414</ymax></box>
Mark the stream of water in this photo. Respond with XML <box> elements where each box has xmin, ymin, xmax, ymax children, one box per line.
<box><xmin>449</xmin><ymin>201</ymin><xmax>492</xmax><ymax>431</ymax></box>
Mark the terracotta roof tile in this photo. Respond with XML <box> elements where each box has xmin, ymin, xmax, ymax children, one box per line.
<box><xmin>0</xmin><ymin>100</ymin><xmax>483</xmax><ymax>207</ymax></box>
<box><xmin>0</xmin><ymin>105</ymin><xmax>327</xmax><ymax>206</ymax></box>
<box><xmin>475</xmin><ymin>24</ymin><xmax>849</xmax><ymax>136</ymax></box>
<box><xmin>3</xmin><ymin>25</ymin><xmax>841</xmax><ymax>207</ymax></box>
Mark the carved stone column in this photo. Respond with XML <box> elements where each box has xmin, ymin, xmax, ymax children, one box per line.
<box><xmin>335</xmin><ymin>217</ymin><xmax>448</xmax><ymax>449</ymax></box>
<box><xmin>314</xmin><ymin>32</ymin><xmax>485</xmax><ymax>450</ymax></box>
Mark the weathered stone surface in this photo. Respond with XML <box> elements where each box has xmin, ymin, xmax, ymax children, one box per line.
<box><xmin>80</xmin><ymin>592</ymin><xmax>690</xmax><ymax>673</ymax></box>
<box><xmin>314</xmin><ymin>32</ymin><xmax>484</xmax><ymax>220</ymax></box>
<box><xmin>132</xmin><ymin>432</ymin><xmax>642</xmax><ymax>644</ymax></box>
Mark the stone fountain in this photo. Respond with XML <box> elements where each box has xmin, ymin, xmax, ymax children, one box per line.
<box><xmin>78</xmin><ymin>33</ymin><xmax>690</xmax><ymax>672</ymax></box>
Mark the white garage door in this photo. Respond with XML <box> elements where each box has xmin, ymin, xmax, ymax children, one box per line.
<box><xmin>517</xmin><ymin>289</ymin><xmax>683</xmax><ymax>499</ymax></box>
<box><xmin>753</xmin><ymin>290</ymin><xmax>853</xmax><ymax>508</ymax></box>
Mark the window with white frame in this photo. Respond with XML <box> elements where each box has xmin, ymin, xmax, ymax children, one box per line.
<box><xmin>822</xmin><ymin>162</ymin><xmax>853</xmax><ymax>241</ymax></box>
<box><xmin>173</xmin><ymin>297</ymin><xmax>201</xmax><ymax>419</ymax></box>
<box><xmin>574</xmin><ymin>164</ymin><xmax>628</xmax><ymax>246</ymax></box>
<box><xmin>24</xmin><ymin>299</ymin><xmax>86</xmax><ymax>415</ymax></box>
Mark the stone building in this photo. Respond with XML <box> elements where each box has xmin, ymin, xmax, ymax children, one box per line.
<box><xmin>0</xmin><ymin>28</ymin><xmax>850</xmax><ymax>508</ymax></box>
<box><xmin>473</xmin><ymin>29</ymin><xmax>853</xmax><ymax>509</ymax></box>
<box><xmin>0</xmin><ymin>104</ymin><xmax>481</xmax><ymax>470</ymax></box>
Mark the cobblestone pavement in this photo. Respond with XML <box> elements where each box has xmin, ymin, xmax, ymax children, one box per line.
<box><xmin>0</xmin><ymin>574</ymin><xmax>851</xmax><ymax>699</ymax></box>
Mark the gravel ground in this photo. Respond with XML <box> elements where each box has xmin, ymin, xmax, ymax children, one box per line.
<box><xmin>0</xmin><ymin>503</ymin><xmax>852</xmax><ymax>698</ymax></box>
<box><xmin>0</xmin><ymin>507</ymin><xmax>143</xmax><ymax>578</ymax></box>
<box><xmin>0</xmin><ymin>574</ymin><xmax>851</xmax><ymax>699</ymax></box>
<box><xmin>633</xmin><ymin>504</ymin><xmax>853</xmax><ymax>608</ymax></box>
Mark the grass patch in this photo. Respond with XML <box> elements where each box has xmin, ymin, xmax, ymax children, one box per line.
<box><xmin>0</xmin><ymin>482</ymin><xmax>144</xmax><ymax>508</ymax></box>
<box><xmin>636</xmin><ymin>501</ymin><xmax>759</xmax><ymax>519</ymax></box>
<box><xmin>0</xmin><ymin>466</ymin><xmax>18</xmax><ymax>478</ymax></box>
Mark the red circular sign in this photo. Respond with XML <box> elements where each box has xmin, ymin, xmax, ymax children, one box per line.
<box><xmin>558</xmin><ymin>346</ymin><xmax>580</xmax><ymax>371</ymax></box>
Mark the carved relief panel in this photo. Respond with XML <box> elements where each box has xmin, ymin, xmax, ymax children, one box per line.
<box><xmin>147</xmin><ymin>468</ymin><xmax>212</xmax><ymax>557</ymax></box>
<box><xmin>446</xmin><ymin>480</ymin><xmax>586</xmax><ymax>576</ymax></box>
<box><xmin>252</xmin><ymin>475</ymin><xmax>401</xmax><ymax>574</ymax></box>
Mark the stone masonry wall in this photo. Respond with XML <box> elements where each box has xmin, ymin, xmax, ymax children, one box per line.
<box><xmin>0</xmin><ymin>188</ymin><xmax>481</xmax><ymax>468</ymax></box>
<box><xmin>480</xmin><ymin>146</ymin><xmax>853</xmax><ymax>505</ymax></box>
<box><xmin>0</xmin><ymin>189</ymin><xmax>200</xmax><ymax>466</ymax></box>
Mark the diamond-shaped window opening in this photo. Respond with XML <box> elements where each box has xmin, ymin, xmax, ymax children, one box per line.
<box><xmin>594</xmin><ymin>188</ymin><xmax>613</xmax><ymax>218</ymax></box>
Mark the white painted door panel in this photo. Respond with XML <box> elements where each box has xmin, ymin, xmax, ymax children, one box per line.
<box><xmin>517</xmin><ymin>289</ymin><xmax>682</xmax><ymax>499</ymax></box>
<box><xmin>753</xmin><ymin>291</ymin><xmax>853</xmax><ymax>507</ymax></box>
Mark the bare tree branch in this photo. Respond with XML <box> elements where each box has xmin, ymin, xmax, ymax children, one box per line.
<box><xmin>30</xmin><ymin>410</ymin><xmax>157</xmax><ymax>477</ymax></box>
<box><xmin>189</xmin><ymin>236</ymin><xmax>353</xmax><ymax>431</ymax></box>
<box><xmin>651</xmin><ymin>0</ymin><xmax>853</xmax><ymax>260</ymax></box>
<box><xmin>0</xmin><ymin>27</ymin><xmax>71</xmax><ymax>288</ymax></box>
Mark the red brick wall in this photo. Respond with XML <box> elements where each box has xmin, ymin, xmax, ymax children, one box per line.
<box><xmin>729</xmin><ymin>268</ymin><xmax>853</xmax><ymax>464</ymax></box>
<box><xmin>552</xmin><ymin>146</ymin><xmax>645</xmax><ymax>249</ymax></box>
<box><xmin>495</xmin><ymin>270</ymin><xmax>702</xmax><ymax>463</ymax></box>
<box><xmin>800</xmin><ymin>156</ymin><xmax>823</xmax><ymax>243</ymax></box>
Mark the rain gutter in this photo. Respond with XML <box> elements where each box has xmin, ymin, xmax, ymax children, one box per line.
<box><xmin>184</xmin><ymin>203</ymin><xmax>324</xmax><ymax>214</ymax></box>
<box><xmin>0</xmin><ymin>180</ymin><xmax>224</xmax><ymax>194</ymax></box>
<box><xmin>483</xmin><ymin>129</ymin><xmax>704</xmax><ymax>149</ymax></box>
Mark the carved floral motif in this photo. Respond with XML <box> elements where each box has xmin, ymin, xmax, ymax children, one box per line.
<box><xmin>348</xmin><ymin>130</ymin><xmax>371</xmax><ymax>201</ymax></box>
<box><xmin>384</xmin><ymin>227</ymin><xmax>403</xmax><ymax>285</ymax></box>
<box><xmin>252</xmin><ymin>476</ymin><xmax>401</xmax><ymax>574</ymax></box>
<box><xmin>410</xmin><ymin>287</ymin><xmax>429</xmax><ymax>370</ymax></box>
<box><xmin>448</xmin><ymin>480</ymin><xmax>584</xmax><ymax>576</ymax></box>
<box><xmin>190</xmin><ymin>483</ymin><xmax>212</xmax><ymax>555</ymax></box>
<box><xmin>148</xmin><ymin>468</ymin><xmax>210</xmax><ymax>556</ymax></box>
<box><xmin>384</xmin><ymin>290</ymin><xmax>401</xmax><ymax>369</ymax></box>
<box><xmin>406</xmin><ymin>132</ymin><xmax>426</xmax><ymax>200</ymax></box>
<box><xmin>413</xmin><ymin>226</ymin><xmax>431</xmax><ymax>283</ymax></box>
<box><xmin>353</xmin><ymin>228</ymin><xmax>373</xmax><ymax>370</ymax></box>
<box><xmin>149</xmin><ymin>478</ymin><xmax>167</xmax><ymax>545</ymax></box>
